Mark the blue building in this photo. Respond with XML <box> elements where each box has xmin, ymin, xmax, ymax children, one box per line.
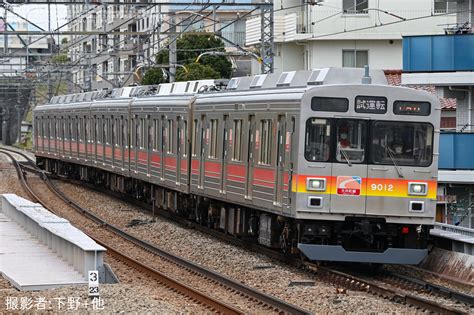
<box><xmin>402</xmin><ymin>0</ymin><xmax>473</xmax><ymax>228</ymax></box>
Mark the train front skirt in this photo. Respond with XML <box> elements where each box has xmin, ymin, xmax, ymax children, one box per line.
<box><xmin>298</xmin><ymin>243</ymin><xmax>428</xmax><ymax>264</ymax></box>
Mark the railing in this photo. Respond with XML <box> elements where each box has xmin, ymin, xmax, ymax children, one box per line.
<box><xmin>433</xmin><ymin>222</ymin><xmax>474</xmax><ymax>238</ymax></box>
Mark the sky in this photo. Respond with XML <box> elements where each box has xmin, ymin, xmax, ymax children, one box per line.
<box><xmin>9</xmin><ymin>4</ymin><xmax>68</xmax><ymax>30</ymax></box>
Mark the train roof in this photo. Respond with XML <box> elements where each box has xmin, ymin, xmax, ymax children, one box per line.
<box><xmin>38</xmin><ymin>68</ymin><xmax>411</xmax><ymax>110</ymax></box>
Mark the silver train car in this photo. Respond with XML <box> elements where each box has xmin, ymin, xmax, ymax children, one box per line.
<box><xmin>33</xmin><ymin>68</ymin><xmax>440</xmax><ymax>264</ymax></box>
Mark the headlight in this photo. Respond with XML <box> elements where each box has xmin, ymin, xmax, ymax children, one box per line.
<box><xmin>307</xmin><ymin>178</ymin><xmax>326</xmax><ymax>191</ymax></box>
<box><xmin>408</xmin><ymin>182</ymin><xmax>427</xmax><ymax>196</ymax></box>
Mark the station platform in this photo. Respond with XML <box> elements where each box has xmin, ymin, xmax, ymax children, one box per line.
<box><xmin>431</xmin><ymin>223</ymin><xmax>474</xmax><ymax>255</ymax></box>
<box><xmin>0</xmin><ymin>213</ymin><xmax>87</xmax><ymax>291</ymax></box>
<box><xmin>0</xmin><ymin>194</ymin><xmax>109</xmax><ymax>291</ymax></box>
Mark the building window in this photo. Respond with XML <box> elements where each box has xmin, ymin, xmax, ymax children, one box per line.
<box><xmin>434</xmin><ymin>0</ymin><xmax>457</xmax><ymax>14</ymax></box>
<box><xmin>343</xmin><ymin>0</ymin><xmax>368</xmax><ymax>14</ymax></box>
<box><xmin>342</xmin><ymin>50</ymin><xmax>368</xmax><ymax>68</ymax></box>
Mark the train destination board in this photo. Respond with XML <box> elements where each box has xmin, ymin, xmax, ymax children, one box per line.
<box><xmin>394</xmin><ymin>101</ymin><xmax>431</xmax><ymax>116</ymax></box>
<box><xmin>355</xmin><ymin>96</ymin><xmax>387</xmax><ymax>113</ymax></box>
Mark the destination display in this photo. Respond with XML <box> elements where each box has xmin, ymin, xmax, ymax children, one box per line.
<box><xmin>355</xmin><ymin>96</ymin><xmax>387</xmax><ymax>113</ymax></box>
<box><xmin>394</xmin><ymin>101</ymin><xmax>431</xmax><ymax>116</ymax></box>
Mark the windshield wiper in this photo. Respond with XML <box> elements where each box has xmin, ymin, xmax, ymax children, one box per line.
<box><xmin>386</xmin><ymin>147</ymin><xmax>404</xmax><ymax>178</ymax></box>
<box><xmin>338</xmin><ymin>144</ymin><xmax>352</xmax><ymax>167</ymax></box>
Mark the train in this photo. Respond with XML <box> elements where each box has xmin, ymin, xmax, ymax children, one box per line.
<box><xmin>33</xmin><ymin>67</ymin><xmax>440</xmax><ymax>264</ymax></box>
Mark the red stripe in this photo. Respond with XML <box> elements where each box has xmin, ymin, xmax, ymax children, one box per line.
<box><xmin>227</xmin><ymin>164</ymin><xmax>245</xmax><ymax>177</ymax></box>
<box><xmin>204</xmin><ymin>161</ymin><xmax>220</xmax><ymax>173</ymax></box>
<box><xmin>227</xmin><ymin>174</ymin><xmax>245</xmax><ymax>183</ymax></box>
<box><xmin>253</xmin><ymin>167</ymin><xmax>275</xmax><ymax>181</ymax></box>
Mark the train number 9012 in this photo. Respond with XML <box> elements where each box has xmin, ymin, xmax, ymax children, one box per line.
<box><xmin>370</xmin><ymin>183</ymin><xmax>394</xmax><ymax>192</ymax></box>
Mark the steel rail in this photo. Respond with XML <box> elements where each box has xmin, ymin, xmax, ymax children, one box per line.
<box><xmin>0</xmin><ymin>150</ymin><xmax>242</xmax><ymax>315</ymax></box>
<box><xmin>1</xmin><ymin>149</ymin><xmax>311</xmax><ymax>315</ymax></box>
<box><xmin>9</xmin><ymin>147</ymin><xmax>472</xmax><ymax>314</ymax></box>
<box><xmin>311</xmin><ymin>264</ymin><xmax>468</xmax><ymax>315</ymax></box>
<box><xmin>386</xmin><ymin>272</ymin><xmax>474</xmax><ymax>306</ymax></box>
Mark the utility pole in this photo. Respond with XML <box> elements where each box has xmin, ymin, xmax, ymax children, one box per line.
<box><xmin>260</xmin><ymin>1</ymin><xmax>274</xmax><ymax>74</ymax></box>
<box><xmin>47</xmin><ymin>3</ymin><xmax>53</xmax><ymax>100</ymax></box>
<box><xmin>169</xmin><ymin>14</ymin><xmax>176</xmax><ymax>83</ymax></box>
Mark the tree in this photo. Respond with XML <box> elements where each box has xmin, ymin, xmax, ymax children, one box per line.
<box><xmin>51</xmin><ymin>54</ymin><xmax>69</xmax><ymax>64</ymax></box>
<box><xmin>154</xmin><ymin>34</ymin><xmax>232</xmax><ymax>82</ymax></box>
<box><xmin>176</xmin><ymin>63</ymin><xmax>220</xmax><ymax>81</ymax></box>
<box><xmin>141</xmin><ymin>67</ymin><xmax>166</xmax><ymax>85</ymax></box>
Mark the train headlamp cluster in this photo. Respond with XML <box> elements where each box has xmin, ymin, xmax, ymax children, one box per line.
<box><xmin>307</xmin><ymin>178</ymin><xmax>326</xmax><ymax>191</ymax></box>
<box><xmin>408</xmin><ymin>182</ymin><xmax>428</xmax><ymax>196</ymax></box>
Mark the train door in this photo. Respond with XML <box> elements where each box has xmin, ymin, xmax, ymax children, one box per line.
<box><xmin>284</xmin><ymin>116</ymin><xmax>296</xmax><ymax>214</ymax></box>
<box><xmin>147</xmin><ymin>115</ymin><xmax>152</xmax><ymax>176</ymax></box>
<box><xmin>134</xmin><ymin>115</ymin><xmax>139</xmax><ymax>173</ymax></box>
<box><xmin>274</xmin><ymin>114</ymin><xmax>286</xmax><ymax>207</ymax></box>
<box><xmin>160</xmin><ymin>115</ymin><xmax>166</xmax><ymax>180</ymax></box>
<box><xmin>198</xmin><ymin>115</ymin><xmax>206</xmax><ymax>188</ymax></box>
<box><xmin>176</xmin><ymin>116</ymin><xmax>181</xmax><ymax>184</ymax></box>
<box><xmin>245</xmin><ymin>115</ymin><xmax>255</xmax><ymax>199</ymax></box>
<box><xmin>330</xmin><ymin>118</ymin><xmax>368</xmax><ymax>214</ymax></box>
<box><xmin>180</xmin><ymin>119</ymin><xmax>188</xmax><ymax>186</ymax></box>
<box><xmin>220</xmin><ymin>115</ymin><xmax>229</xmax><ymax>193</ymax></box>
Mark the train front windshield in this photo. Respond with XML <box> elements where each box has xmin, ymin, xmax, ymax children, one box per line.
<box><xmin>305</xmin><ymin>119</ymin><xmax>433</xmax><ymax>166</ymax></box>
<box><xmin>371</xmin><ymin>122</ymin><xmax>433</xmax><ymax>167</ymax></box>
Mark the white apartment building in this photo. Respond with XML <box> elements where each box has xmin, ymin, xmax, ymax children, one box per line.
<box><xmin>0</xmin><ymin>20</ymin><xmax>49</xmax><ymax>75</ymax></box>
<box><xmin>246</xmin><ymin>0</ymin><xmax>458</xmax><ymax>73</ymax></box>
<box><xmin>67</xmin><ymin>3</ymin><xmax>250</xmax><ymax>91</ymax></box>
<box><xmin>67</xmin><ymin>3</ymin><xmax>157</xmax><ymax>91</ymax></box>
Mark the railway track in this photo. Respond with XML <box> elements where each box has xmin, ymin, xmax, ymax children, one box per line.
<box><xmin>309</xmin><ymin>264</ymin><xmax>472</xmax><ymax>315</ymax></box>
<box><xmin>0</xmin><ymin>149</ymin><xmax>310</xmax><ymax>315</ymax></box>
<box><xmin>2</xmin><ymin>147</ymin><xmax>473</xmax><ymax>314</ymax></box>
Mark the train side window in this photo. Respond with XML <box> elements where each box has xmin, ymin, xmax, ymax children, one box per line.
<box><xmin>103</xmin><ymin>116</ymin><xmax>108</xmax><ymax>144</ymax></box>
<box><xmin>113</xmin><ymin>118</ymin><xmax>117</xmax><ymax>146</ymax></box>
<box><xmin>69</xmin><ymin>118</ymin><xmax>73</xmax><ymax>141</ymax></box>
<box><xmin>258</xmin><ymin>119</ymin><xmax>273</xmax><ymax>165</ymax></box>
<box><xmin>48</xmin><ymin>117</ymin><xmax>52</xmax><ymax>139</ymax></box>
<box><xmin>153</xmin><ymin>119</ymin><xmax>159</xmax><ymax>151</ymax></box>
<box><xmin>94</xmin><ymin>116</ymin><xmax>99</xmax><ymax>143</ymax></box>
<box><xmin>191</xmin><ymin>119</ymin><xmax>198</xmax><ymax>156</ymax></box>
<box><xmin>311</xmin><ymin>97</ymin><xmax>348</xmax><ymax>112</ymax></box>
<box><xmin>79</xmin><ymin>118</ymin><xmax>83</xmax><ymax>141</ymax></box>
<box><xmin>232</xmin><ymin>119</ymin><xmax>243</xmax><ymax>162</ymax></box>
<box><xmin>54</xmin><ymin>117</ymin><xmax>59</xmax><ymax>139</ymax></box>
<box><xmin>141</xmin><ymin>118</ymin><xmax>146</xmax><ymax>149</ymax></box>
<box><xmin>85</xmin><ymin>117</ymin><xmax>89</xmax><ymax>143</ymax></box>
<box><xmin>209</xmin><ymin>119</ymin><xmax>218</xmax><ymax>159</ymax></box>
<box><xmin>148</xmin><ymin>116</ymin><xmax>153</xmax><ymax>150</ymax></box>
<box><xmin>167</xmin><ymin>119</ymin><xmax>174</xmax><ymax>153</ymax></box>
<box><xmin>182</xmin><ymin>120</ymin><xmax>188</xmax><ymax>157</ymax></box>
<box><xmin>123</xmin><ymin>119</ymin><xmax>128</xmax><ymax>147</ymax></box>
<box><xmin>136</xmin><ymin>118</ymin><xmax>142</xmax><ymax>149</ymax></box>
<box><xmin>304</xmin><ymin>118</ymin><xmax>331</xmax><ymax>162</ymax></box>
<box><xmin>64</xmin><ymin>118</ymin><xmax>67</xmax><ymax>140</ymax></box>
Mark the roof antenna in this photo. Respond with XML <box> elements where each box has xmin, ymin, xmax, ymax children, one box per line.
<box><xmin>361</xmin><ymin>65</ymin><xmax>372</xmax><ymax>84</ymax></box>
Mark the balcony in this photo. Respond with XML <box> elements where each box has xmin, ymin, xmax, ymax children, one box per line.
<box><xmin>403</xmin><ymin>34</ymin><xmax>474</xmax><ymax>72</ymax></box>
<box><xmin>439</xmin><ymin>132</ymin><xmax>474</xmax><ymax>170</ymax></box>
